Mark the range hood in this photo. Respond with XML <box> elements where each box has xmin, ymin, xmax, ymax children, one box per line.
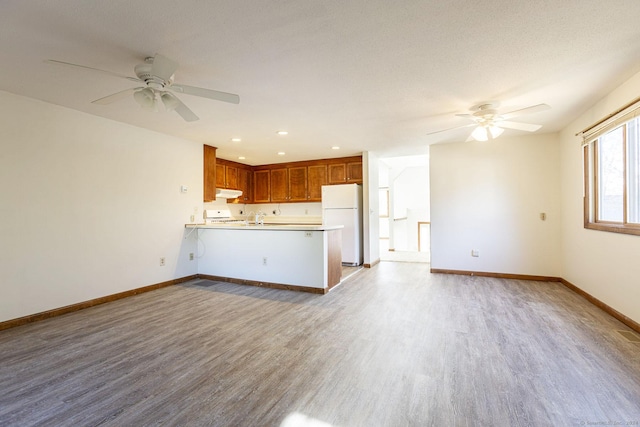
<box><xmin>216</xmin><ymin>188</ymin><xmax>242</xmax><ymax>199</ymax></box>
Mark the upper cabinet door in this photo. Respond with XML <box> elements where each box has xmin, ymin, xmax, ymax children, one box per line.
<box><xmin>288</xmin><ymin>166</ymin><xmax>308</xmax><ymax>202</ymax></box>
<box><xmin>307</xmin><ymin>164</ymin><xmax>327</xmax><ymax>201</ymax></box>
<box><xmin>237</xmin><ymin>168</ymin><xmax>253</xmax><ymax>203</ymax></box>
<box><xmin>270</xmin><ymin>168</ymin><xmax>289</xmax><ymax>202</ymax></box>
<box><xmin>328</xmin><ymin>163</ymin><xmax>347</xmax><ymax>184</ymax></box>
<box><xmin>225</xmin><ymin>165</ymin><xmax>239</xmax><ymax>189</ymax></box>
<box><xmin>254</xmin><ymin>170</ymin><xmax>271</xmax><ymax>203</ymax></box>
<box><xmin>215</xmin><ymin>164</ymin><xmax>226</xmax><ymax>188</ymax></box>
<box><xmin>346</xmin><ymin>161</ymin><xmax>363</xmax><ymax>183</ymax></box>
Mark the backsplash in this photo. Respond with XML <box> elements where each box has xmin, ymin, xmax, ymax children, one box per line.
<box><xmin>202</xmin><ymin>200</ymin><xmax>323</xmax><ymax>224</ymax></box>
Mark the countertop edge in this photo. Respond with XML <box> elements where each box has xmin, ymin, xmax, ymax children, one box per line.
<box><xmin>185</xmin><ymin>224</ymin><xmax>343</xmax><ymax>231</ymax></box>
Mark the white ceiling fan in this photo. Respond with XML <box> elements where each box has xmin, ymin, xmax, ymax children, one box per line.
<box><xmin>427</xmin><ymin>102</ymin><xmax>550</xmax><ymax>141</ymax></box>
<box><xmin>46</xmin><ymin>53</ymin><xmax>239</xmax><ymax>122</ymax></box>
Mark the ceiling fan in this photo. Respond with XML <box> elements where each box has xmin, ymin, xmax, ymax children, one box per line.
<box><xmin>427</xmin><ymin>102</ymin><xmax>550</xmax><ymax>141</ymax></box>
<box><xmin>46</xmin><ymin>53</ymin><xmax>239</xmax><ymax>122</ymax></box>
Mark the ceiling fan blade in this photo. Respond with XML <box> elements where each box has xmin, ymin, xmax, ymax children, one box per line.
<box><xmin>91</xmin><ymin>87</ymin><xmax>140</xmax><ymax>105</ymax></box>
<box><xmin>499</xmin><ymin>121</ymin><xmax>542</xmax><ymax>132</ymax></box>
<box><xmin>172</xmin><ymin>97</ymin><xmax>199</xmax><ymax>122</ymax></box>
<box><xmin>500</xmin><ymin>103</ymin><xmax>550</xmax><ymax>120</ymax></box>
<box><xmin>45</xmin><ymin>59</ymin><xmax>141</xmax><ymax>83</ymax></box>
<box><xmin>426</xmin><ymin>122</ymin><xmax>476</xmax><ymax>136</ymax></box>
<box><xmin>170</xmin><ymin>84</ymin><xmax>240</xmax><ymax>104</ymax></box>
<box><xmin>455</xmin><ymin>113</ymin><xmax>475</xmax><ymax>120</ymax></box>
<box><xmin>151</xmin><ymin>53</ymin><xmax>179</xmax><ymax>81</ymax></box>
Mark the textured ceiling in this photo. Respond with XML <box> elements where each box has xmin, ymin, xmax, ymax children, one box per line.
<box><xmin>2</xmin><ymin>0</ymin><xmax>640</xmax><ymax>164</ymax></box>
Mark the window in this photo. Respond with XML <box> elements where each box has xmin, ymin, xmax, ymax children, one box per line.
<box><xmin>584</xmin><ymin>115</ymin><xmax>640</xmax><ymax>235</ymax></box>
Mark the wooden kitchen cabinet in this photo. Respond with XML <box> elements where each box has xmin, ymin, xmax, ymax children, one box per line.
<box><xmin>328</xmin><ymin>163</ymin><xmax>346</xmax><ymax>184</ymax></box>
<box><xmin>271</xmin><ymin>166</ymin><xmax>309</xmax><ymax>202</ymax></box>
<box><xmin>236</xmin><ymin>167</ymin><xmax>253</xmax><ymax>203</ymax></box>
<box><xmin>270</xmin><ymin>168</ymin><xmax>289</xmax><ymax>202</ymax></box>
<box><xmin>203</xmin><ymin>145</ymin><xmax>217</xmax><ymax>202</ymax></box>
<box><xmin>212</xmin><ymin>154</ymin><xmax>362</xmax><ymax>204</ymax></box>
<box><xmin>328</xmin><ymin>160</ymin><xmax>363</xmax><ymax>184</ymax></box>
<box><xmin>215</xmin><ymin>164</ymin><xmax>226</xmax><ymax>188</ymax></box>
<box><xmin>225</xmin><ymin>165</ymin><xmax>239</xmax><ymax>189</ymax></box>
<box><xmin>288</xmin><ymin>166</ymin><xmax>308</xmax><ymax>202</ymax></box>
<box><xmin>307</xmin><ymin>164</ymin><xmax>327</xmax><ymax>201</ymax></box>
<box><xmin>215</xmin><ymin>160</ymin><xmax>239</xmax><ymax>189</ymax></box>
<box><xmin>253</xmin><ymin>169</ymin><xmax>271</xmax><ymax>203</ymax></box>
<box><xmin>346</xmin><ymin>161</ymin><xmax>363</xmax><ymax>183</ymax></box>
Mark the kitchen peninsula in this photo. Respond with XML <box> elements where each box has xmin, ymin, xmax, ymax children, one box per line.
<box><xmin>186</xmin><ymin>223</ymin><xmax>343</xmax><ymax>293</ymax></box>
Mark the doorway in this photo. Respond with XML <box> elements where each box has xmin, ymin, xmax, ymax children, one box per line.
<box><xmin>378</xmin><ymin>154</ymin><xmax>430</xmax><ymax>263</ymax></box>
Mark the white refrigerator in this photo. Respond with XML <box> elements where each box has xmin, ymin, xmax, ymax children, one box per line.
<box><xmin>322</xmin><ymin>183</ymin><xmax>363</xmax><ymax>266</ymax></box>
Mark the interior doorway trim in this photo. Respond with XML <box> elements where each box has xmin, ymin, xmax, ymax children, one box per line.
<box><xmin>417</xmin><ymin>221</ymin><xmax>430</xmax><ymax>252</ymax></box>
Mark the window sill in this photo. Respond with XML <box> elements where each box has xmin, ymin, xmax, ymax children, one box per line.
<box><xmin>584</xmin><ymin>222</ymin><xmax>640</xmax><ymax>236</ymax></box>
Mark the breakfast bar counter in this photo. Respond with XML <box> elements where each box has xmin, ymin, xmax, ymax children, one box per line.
<box><xmin>185</xmin><ymin>224</ymin><xmax>343</xmax><ymax>293</ymax></box>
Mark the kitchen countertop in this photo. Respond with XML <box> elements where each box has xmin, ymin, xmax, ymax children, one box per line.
<box><xmin>185</xmin><ymin>223</ymin><xmax>343</xmax><ymax>231</ymax></box>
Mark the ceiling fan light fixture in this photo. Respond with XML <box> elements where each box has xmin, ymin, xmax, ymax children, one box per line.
<box><xmin>160</xmin><ymin>91</ymin><xmax>180</xmax><ymax>111</ymax></box>
<box><xmin>134</xmin><ymin>87</ymin><xmax>156</xmax><ymax>111</ymax></box>
<box><xmin>488</xmin><ymin>125</ymin><xmax>504</xmax><ymax>139</ymax></box>
<box><xmin>471</xmin><ymin>125</ymin><xmax>489</xmax><ymax>141</ymax></box>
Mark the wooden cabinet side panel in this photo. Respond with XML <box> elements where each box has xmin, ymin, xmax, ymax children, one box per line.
<box><xmin>204</xmin><ymin>145</ymin><xmax>217</xmax><ymax>202</ymax></box>
<box><xmin>327</xmin><ymin>229</ymin><xmax>343</xmax><ymax>289</ymax></box>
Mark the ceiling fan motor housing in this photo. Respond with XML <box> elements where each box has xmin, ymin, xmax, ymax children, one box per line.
<box><xmin>469</xmin><ymin>103</ymin><xmax>503</xmax><ymax>126</ymax></box>
<box><xmin>134</xmin><ymin>60</ymin><xmax>173</xmax><ymax>89</ymax></box>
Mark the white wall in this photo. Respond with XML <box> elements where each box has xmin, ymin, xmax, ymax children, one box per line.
<box><xmin>430</xmin><ymin>133</ymin><xmax>561</xmax><ymax>276</ymax></box>
<box><xmin>560</xmin><ymin>70</ymin><xmax>640</xmax><ymax>325</ymax></box>
<box><xmin>0</xmin><ymin>91</ymin><xmax>201</xmax><ymax>322</ymax></box>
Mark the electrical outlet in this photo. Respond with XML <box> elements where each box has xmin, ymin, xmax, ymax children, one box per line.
<box><xmin>190</xmin><ymin>215</ymin><xmax>195</xmax><ymax>223</ymax></box>
<box><xmin>189</xmin><ymin>253</ymin><xmax>194</xmax><ymax>261</ymax></box>
<box><xmin>471</xmin><ymin>250</ymin><xmax>479</xmax><ymax>257</ymax></box>
<box><xmin>262</xmin><ymin>257</ymin><xmax>267</xmax><ymax>266</ymax></box>
<box><xmin>160</xmin><ymin>257</ymin><xmax>166</xmax><ymax>266</ymax></box>
<box><xmin>305</xmin><ymin>231</ymin><xmax>312</xmax><ymax>237</ymax></box>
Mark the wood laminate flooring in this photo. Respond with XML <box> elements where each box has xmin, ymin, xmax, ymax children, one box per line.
<box><xmin>1</xmin><ymin>262</ymin><xmax>640</xmax><ymax>426</ymax></box>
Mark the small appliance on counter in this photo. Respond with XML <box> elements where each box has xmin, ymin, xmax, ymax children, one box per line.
<box><xmin>321</xmin><ymin>183</ymin><xmax>363</xmax><ymax>266</ymax></box>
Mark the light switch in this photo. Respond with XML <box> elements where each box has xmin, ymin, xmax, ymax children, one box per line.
<box><xmin>181</xmin><ymin>185</ymin><xmax>188</xmax><ymax>193</ymax></box>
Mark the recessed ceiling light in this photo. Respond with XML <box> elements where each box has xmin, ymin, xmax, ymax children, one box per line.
<box><xmin>231</xmin><ymin>138</ymin><xmax>242</xmax><ymax>142</ymax></box>
<box><xmin>277</xmin><ymin>131</ymin><xmax>288</xmax><ymax>136</ymax></box>
<box><xmin>238</xmin><ymin>156</ymin><xmax>246</xmax><ymax>160</ymax></box>
<box><xmin>331</xmin><ymin>146</ymin><xmax>340</xmax><ymax>150</ymax></box>
<box><xmin>277</xmin><ymin>151</ymin><xmax>286</xmax><ymax>156</ymax></box>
